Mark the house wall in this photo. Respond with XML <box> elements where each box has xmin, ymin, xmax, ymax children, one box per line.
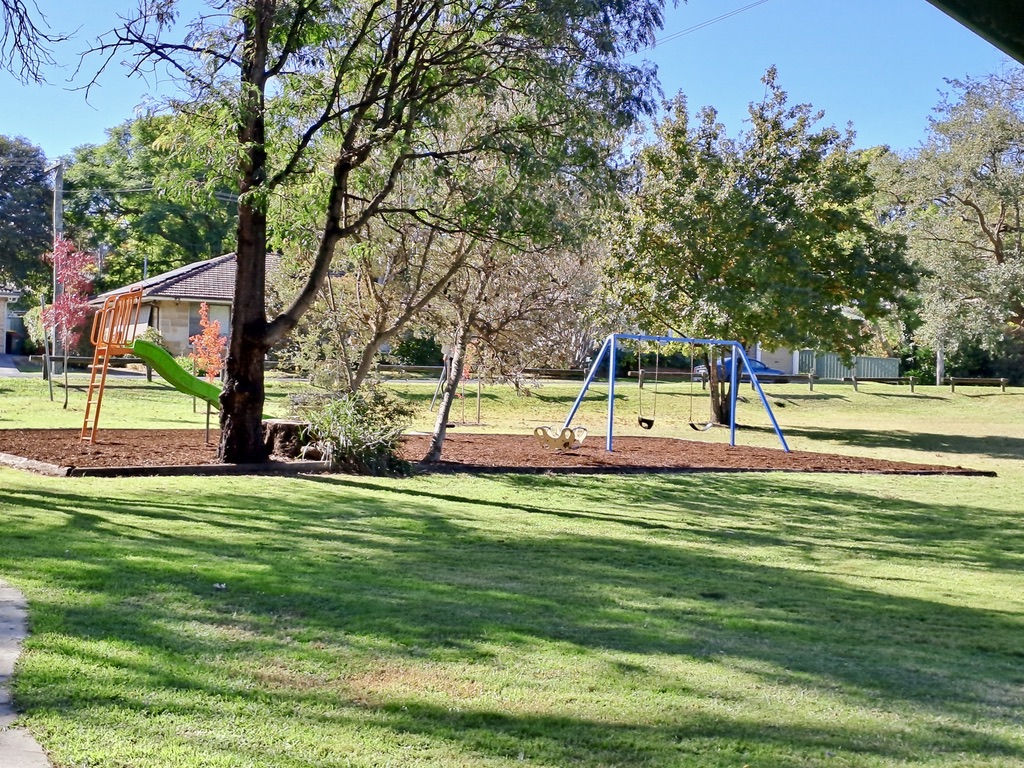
<box><xmin>150</xmin><ymin>299</ymin><xmax>232</xmax><ymax>356</ymax></box>
<box><xmin>153</xmin><ymin>300</ymin><xmax>192</xmax><ymax>355</ymax></box>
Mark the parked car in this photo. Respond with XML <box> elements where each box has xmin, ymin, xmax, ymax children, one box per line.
<box><xmin>694</xmin><ymin>357</ymin><xmax>790</xmax><ymax>383</ymax></box>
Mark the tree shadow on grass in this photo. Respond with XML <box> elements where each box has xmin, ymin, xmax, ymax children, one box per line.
<box><xmin>355</xmin><ymin>697</ymin><xmax>1022</xmax><ymax>768</ymax></box>
<box><xmin>530</xmin><ymin>389</ymin><xmax>632</xmax><ymax>406</ymax></box>
<box><xmin>757</xmin><ymin>424</ymin><xmax>1024</xmax><ymax>461</ymax></box>
<box><xmin>765</xmin><ymin>391</ymin><xmax>850</xmax><ymax>403</ymax></box>
<box><xmin>3</xmin><ymin>473</ymin><xmax>1024</xmax><ymax>765</ymax></box>
<box><xmin>850</xmin><ymin>390</ymin><xmax>947</xmax><ymax>401</ymax></box>
<box><xmin>948</xmin><ymin>390</ymin><xmax>1023</xmax><ymax>399</ymax></box>
<box><xmin>397</xmin><ymin>388</ymin><xmax>504</xmax><ymax>406</ymax></box>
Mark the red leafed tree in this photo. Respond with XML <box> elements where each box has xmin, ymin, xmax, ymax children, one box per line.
<box><xmin>42</xmin><ymin>237</ymin><xmax>96</xmax><ymax>407</ymax></box>
<box><xmin>189</xmin><ymin>302</ymin><xmax>227</xmax><ymax>383</ymax></box>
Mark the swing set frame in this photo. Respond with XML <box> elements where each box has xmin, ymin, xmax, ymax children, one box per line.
<box><xmin>563</xmin><ymin>332</ymin><xmax>790</xmax><ymax>452</ymax></box>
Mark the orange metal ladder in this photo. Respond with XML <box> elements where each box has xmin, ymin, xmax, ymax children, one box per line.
<box><xmin>82</xmin><ymin>287</ymin><xmax>144</xmax><ymax>443</ymax></box>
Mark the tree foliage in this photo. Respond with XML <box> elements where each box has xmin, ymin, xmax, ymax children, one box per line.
<box><xmin>96</xmin><ymin>0</ymin><xmax>662</xmax><ymax>462</ymax></box>
<box><xmin>42</xmin><ymin>237</ymin><xmax>95</xmax><ymax>352</ymax></box>
<box><xmin>64</xmin><ymin>116</ymin><xmax>238</xmax><ymax>289</ymax></box>
<box><xmin>892</xmin><ymin>68</ymin><xmax>1024</xmax><ymax>352</ymax></box>
<box><xmin>611</xmin><ymin>70</ymin><xmax>912</xmax><ymax>419</ymax></box>
<box><xmin>189</xmin><ymin>302</ymin><xmax>227</xmax><ymax>382</ymax></box>
<box><xmin>0</xmin><ymin>135</ymin><xmax>52</xmax><ymax>292</ymax></box>
<box><xmin>41</xmin><ymin>237</ymin><xmax>96</xmax><ymax>408</ymax></box>
<box><xmin>613</xmin><ymin>69</ymin><xmax>912</xmax><ymax>352</ymax></box>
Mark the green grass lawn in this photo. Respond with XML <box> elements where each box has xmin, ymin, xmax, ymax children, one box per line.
<box><xmin>1</xmin><ymin>375</ymin><xmax>1023</xmax><ymax>766</ymax></box>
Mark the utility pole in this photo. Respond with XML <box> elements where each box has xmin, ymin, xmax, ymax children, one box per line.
<box><xmin>52</xmin><ymin>160</ymin><xmax>64</xmax><ymax>375</ymax></box>
<box><xmin>44</xmin><ymin>160</ymin><xmax>63</xmax><ymax>388</ymax></box>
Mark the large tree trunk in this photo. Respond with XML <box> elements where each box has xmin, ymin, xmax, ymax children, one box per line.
<box><xmin>219</xmin><ymin>0</ymin><xmax>272</xmax><ymax>464</ymax></box>
<box><xmin>707</xmin><ymin>349</ymin><xmax>730</xmax><ymax>425</ymax></box>
<box><xmin>424</xmin><ymin>320</ymin><xmax>473</xmax><ymax>463</ymax></box>
<box><xmin>220</xmin><ymin>202</ymin><xmax>271</xmax><ymax>462</ymax></box>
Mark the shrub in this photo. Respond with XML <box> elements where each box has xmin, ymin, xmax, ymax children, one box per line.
<box><xmin>137</xmin><ymin>327</ymin><xmax>171</xmax><ymax>352</ymax></box>
<box><xmin>23</xmin><ymin>305</ymin><xmax>47</xmax><ymax>350</ymax></box>
<box><xmin>175</xmin><ymin>355</ymin><xmax>200</xmax><ymax>375</ymax></box>
<box><xmin>390</xmin><ymin>333</ymin><xmax>443</xmax><ymax>366</ymax></box>
<box><xmin>292</xmin><ymin>384</ymin><xmax>414</xmax><ymax>475</ymax></box>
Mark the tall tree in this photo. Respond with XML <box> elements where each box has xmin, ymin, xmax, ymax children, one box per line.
<box><xmin>611</xmin><ymin>69</ymin><xmax>912</xmax><ymax>421</ymax></box>
<box><xmin>64</xmin><ymin>116</ymin><xmax>238</xmax><ymax>289</ymax></box>
<box><xmin>95</xmin><ymin>0</ymin><xmax>661</xmax><ymax>462</ymax></box>
<box><xmin>0</xmin><ymin>135</ymin><xmax>52</xmax><ymax>292</ymax></box>
<box><xmin>271</xmin><ymin>102</ymin><xmax>611</xmax><ymax>394</ymax></box>
<box><xmin>893</xmin><ymin>68</ymin><xmax>1024</xmax><ymax>354</ymax></box>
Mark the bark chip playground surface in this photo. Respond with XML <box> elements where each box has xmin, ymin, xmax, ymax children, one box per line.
<box><xmin>0</xmin><ymin>429</ymin><xmax>992</xmax><ymax>476</ymax></box>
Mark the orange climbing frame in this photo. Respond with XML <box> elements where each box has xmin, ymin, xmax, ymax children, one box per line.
<box><xmin>81</xmin><ymin>287</ymin><xmax>144</xmax><ymax>443</ymax></box>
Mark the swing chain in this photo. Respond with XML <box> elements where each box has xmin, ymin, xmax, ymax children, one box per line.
<box><xmin>638</xmin><ymin>341</ymin><xmax>659</xmax><ymax>430</ymax></box>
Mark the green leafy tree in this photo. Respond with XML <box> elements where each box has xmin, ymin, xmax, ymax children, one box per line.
<box><xmin>96</xmin><ymin>0</ymin><xmax>662</xmax><ymax>462</ymax></box>
<box><xmin>272</xmin><ymin>103</ymin><xmax>613</xmax><ymax>395</ymax></box>
<box><xmin>893</xmin><ymin>69</ymin><xmax>1024</xmax><ymax>357</ymax></box>
<box><xmin>612</xmin><ymin>69</ymin><xmax>912</xmax><ymax>421</ymax></box>
<box><xmin>0</xmin><ymin>135</ymin><xmax>52</xmax><ymax>292</ymax></box>
<box><xmin>64</xmin><ymin>116</ymin><xmax>238</xmax><ymax>288</ymax></box>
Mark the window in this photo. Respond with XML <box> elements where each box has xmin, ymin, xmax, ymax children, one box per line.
<box><xmin>188</xmin><ymin>303</ymin><xmax>231</xmax><ymax>339</ymax></box>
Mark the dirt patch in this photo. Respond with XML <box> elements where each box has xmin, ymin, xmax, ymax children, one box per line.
<box><xmin>0</xmin><ymin>429</ymin><xmax>991</xmax><ymax>476</ymax></box>
<box><xmin>400</xmin><ymin>433</ymin><xmax>986</xmax><ymax>475</ymax></box>
<box><xmin>0</xmin><ymin>429</ymin><xmax>220</xmax><ymax>469</ymax></box>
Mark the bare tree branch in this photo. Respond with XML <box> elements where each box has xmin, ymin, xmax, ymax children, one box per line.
<box><xmin>0</xmin><ymin>0</ymin><xmax>67</xmax><ymax>83</ymax></box>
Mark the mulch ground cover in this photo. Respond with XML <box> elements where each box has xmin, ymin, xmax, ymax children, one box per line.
<box><xmin>0</xmin><ymin>429</ymin><xmax>991</xmax><ymax>476</ymax></box>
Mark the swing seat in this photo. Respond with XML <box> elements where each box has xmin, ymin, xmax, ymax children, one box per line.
<box><xmin>638</xmin><ymin>416</ymin><xmax>655</xmax><ymax>430</ymax></box>
<box><xmin>689</xmin><ymin>421</ymin><xmax>714</xmax><ymax>432</ymax></box>
<box><xmin>534</xmin><ymin>425</ymin><xmax>588</xmax><ymax>452</ymax></box>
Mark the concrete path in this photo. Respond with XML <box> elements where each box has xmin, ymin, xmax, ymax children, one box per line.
<box><xmin>0</xmin><ymin>355</ymin><xmax>29</xmax><ymax>378</ymax></box>
<box><xmin>0</xmin><ymin>354</ymin><xmax>147</xmax><ymax>380</ymax></box>
<box><xmin>0</xmin><ymin>580</ymin><xmax>50</xmax><ymax>768</ymax></box>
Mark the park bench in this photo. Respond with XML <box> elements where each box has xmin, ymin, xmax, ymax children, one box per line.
<box><xmin>844</xmin><ymin>375</ymin><xmax>916</xmax><ymax>393</ymax></box>
<box><xmin>700</xmin><ymin>371</ymin><xmax>819</xmax><ymax>391</ymax></box>
<box><xmin>944</xmin><ymin>376</ymin><xmax>1008</xmax><ymax>393</ymax></box>
<box><xmin>752</xmin><ymin>372</ymin><xmax>818</xmax><ymax>390</ymax></box>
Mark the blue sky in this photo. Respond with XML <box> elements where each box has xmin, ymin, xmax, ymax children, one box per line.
<box><xmin>0</xmin><ymin>0</ymin><xmax>1013</xmax><ymax>161</ymax></box>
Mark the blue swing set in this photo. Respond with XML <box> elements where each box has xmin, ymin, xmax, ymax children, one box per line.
<box><xmin>562</xmin><ymin>333</ymin><xmax>790</xmax><ymax>453</ymax></box>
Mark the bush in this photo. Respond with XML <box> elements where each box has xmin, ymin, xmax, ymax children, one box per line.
<box><xmin>900</xmin><ymin>344</ymin><xmax>936</xmax><ymax>383</ymax></box>
<box><xmin>137</xmin><ymin>327</ymin><xmax>171</xmax><ymax>352</ymax></box>
<box><xmin>389</xmin><ymin>333</ymin><xmax>443</xmax><ymax>366</ymax></box>
<box><xmin>175</xmin><ymin>355</ymin><xmax>201</xmax><ymax>376</ymax></box>
<box><xmin>292</xmin><ymin>384</ymin><xmax>414</xmax><ymax>475</ymax></box>
<box><xmin>23</xmin><ymin>305</ymin><xmax>47</xmax><ymax>350</ymax></box>
<box><xmin>902</xmin><ymin>335</ymin><xmax>1024</xmax><ymax>386</ymax></box>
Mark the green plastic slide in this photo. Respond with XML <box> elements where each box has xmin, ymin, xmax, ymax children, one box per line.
<box><xmin>130</xmin><ymin>338</ymin><xmax>222</xmax><ymax>408</ymax></box>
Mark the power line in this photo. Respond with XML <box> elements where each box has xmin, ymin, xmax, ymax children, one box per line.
<box><xmin>61</xmin><ymin>185</ymin><xmax>238</xmax><ymax>204</ymax></box>
<box><xmin>633</xmin><ymin>0</ymin><xmax>771</xmax><ymax>56</ymax></box>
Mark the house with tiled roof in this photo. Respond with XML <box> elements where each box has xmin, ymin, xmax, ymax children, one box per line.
<box><xmin>93</xmin><ymin>253</ymin><xmax>249</xmax><ymax>355</ymax></box>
